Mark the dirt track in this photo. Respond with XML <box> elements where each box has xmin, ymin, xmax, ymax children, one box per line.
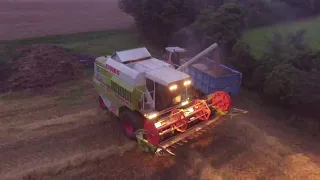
<box><xmin>1</xmin><ymin>78</ymin><xmax>320</xmax><ymax>180</ymax></box>
<box><xmin>0</xmin><ymin>0</ymin><xmax>134</xmax><ymax>40</ymax></box>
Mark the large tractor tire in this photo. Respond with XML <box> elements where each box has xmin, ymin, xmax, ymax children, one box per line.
<box><xmin>99</xmin><ymin>96</ymin><xmax>107</xmax><ymax>110</ymax></box>
<box><xmin>120</xmin><ymin>111</ymin><xmax>144</xmax><ymax>140</ymax></box>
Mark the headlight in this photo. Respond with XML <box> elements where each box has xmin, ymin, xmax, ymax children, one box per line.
<box><xmin>144</xmin><ymin>113</ymin><xmax>158</xmax><ymax>119</ymax></box>
<box><xmin>154</xmin><ymin>121</ymin><xmax>162</xmax><ymax>128</ymax></box>
<box><xmin>169</xmin><ymin>84</ymin><xmax>177</xmax><ymax>91</ymax></box>
<box><xmin>181</xmin><ymin>100</ymin><xmax>189</xmax><ymax>106</ymax></box>
<box><xmin>184</xmin><ymin>80</ymin><xmax>192</xmax><ymax>86</ymax></box>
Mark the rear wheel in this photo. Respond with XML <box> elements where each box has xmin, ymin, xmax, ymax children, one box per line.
<box><xmin>99</xmin><ymin>96</ymin><xmax>111</xmax><ymax>115</ymax></box>
<box><xmin>120</xmin><ymin>111</ymin><xmax>144</xmax><ymax>140</ymax></box>
<box><xmin>99</xmin><ymin>96</ymin><xmax>107</xmax><ymax>110</ymax></box>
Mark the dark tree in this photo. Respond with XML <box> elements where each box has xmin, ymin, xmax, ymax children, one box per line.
<box><xmin>264</xmin><ymin>63</ymin><xmax>320</xmax><ymax>106</ymax></box>
<box><xmin>119</xmin><ymin>0</ymin><xmax>198</xmax><ymax>48</ymax></box>
<box><xmin>192</xmin><ymin>3</ymin><xmax>247</xmax><ymax>53</ymax></box>
<box><xmin>280</xmin><ymin>0</ymin><xmax>320</xmax><ymax>15</ymax></box>
<box><xmin>229</xmin><ymin>41</ymin><xmax>257</xmax><ymax>87</ymax></box>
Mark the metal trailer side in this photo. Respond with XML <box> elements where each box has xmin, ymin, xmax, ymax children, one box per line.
<box><xmin>186</xmin><ymin>57</ymin><xmax>242</xmax><ymax>96</ymax></box>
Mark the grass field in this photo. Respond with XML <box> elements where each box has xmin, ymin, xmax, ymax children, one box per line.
<box><xmin>0</xmin><ymin>29</ymin><xmax>142</xmax><ymax>57</ymax></box>
<box><xmin>242</xmin><ymin>16</ymin><xmax>320</xmax><ymax>59</ymax></box>
<box><xmin>0</xmin><ymin>0</ymin><xmax>134</xmax><ymax>41</ymax></box>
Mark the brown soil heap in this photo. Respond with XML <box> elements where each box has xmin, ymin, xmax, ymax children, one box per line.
<box><xmin>7</xmin><ymin>44</ymin><xmax>85</xmax><ymax>90</ymax></box>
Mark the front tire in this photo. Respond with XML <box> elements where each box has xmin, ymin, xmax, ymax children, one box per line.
<box><xmin>120</xmin><ymin>111</ymin><xmax>144</xmax><ymax>140</ymax></box>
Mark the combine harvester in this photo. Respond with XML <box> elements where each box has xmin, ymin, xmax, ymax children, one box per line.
<box><xmin>93</xmin><ymin>43</ymin><xmax>247</xmax><ymax>156</ymax></box>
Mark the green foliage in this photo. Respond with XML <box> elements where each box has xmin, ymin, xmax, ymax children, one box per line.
<box><xmin>259</xmin><ymin>29</ymin><xmax>317</xmax><ymax>73</ymax></box>
<box><xmin>310</xmin><ymin>51</ymin><xmax>320</xmax><ymax>71</ymax></box>
<box><xmin>243</xmin><ymin>0</ymin><xmax>315</xmax><ymax>28</ymax></box>
<box><xmin>192</xmin><ymin>3</ymin><xmax>247</xmax><ymax>50</ymax></box>
<box><xmin>196</xmin><ymin>0</ymin><xmax>225</xmax><ymax>10</ymax></box>
<box><xmin>291</xmin><ymin>50</ymin><xmax>320</xmax><ymax>72</ymax></box>
<box><xmin>264</xmin><ymin>64</ymin><xmax>320</xmax><ymax>105</ymax></box>
<box><xmin>119</xmin><ymin>0</ymin><xmax>198</xmax><ymax>48</ymax></box>
<box><xmin>232</xmin><ymin>28</ymin><xmax>320</xmax><ymax>107</ymax></box>
<box><xmin>243</xmin><ymin>0</ymin><xmax>275</xmax><ymax>28</ymax></box>
<box><xmin>229</xmin><ymin>41</ymin><xmax>257</xmax><ymax>87</ymax></box>
<box><xmin>264</xmin><ymin>63</ymin><xmax>303</xmax><ymax>104</ymax></box>
<box><xmin>242</xmin><ymin>16</ymin><xmax>320</xmax><ymax>59</ymax></box>
<box><xmin>280</xmin><ymin>0</ymin><xmax>320</xmax><ymax>15</ymax></box>
<box><xmin>0</xmin><ymin>29</ymin><xmax>141</xmax><ymax>56</ymax></box>
<box><xmin>262</xmin><ymin>31</ymin><xmax>320</xmax><ymax>105</ymax></box>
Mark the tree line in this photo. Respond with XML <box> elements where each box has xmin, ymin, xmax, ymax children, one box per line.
<box><xmin>119</xmin><ymin>0</ymin><xmax>320</xmax><ymax>118</ymax></box>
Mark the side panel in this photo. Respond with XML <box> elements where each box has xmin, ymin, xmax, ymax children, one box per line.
<box><xmin>187</xmin><ymin>64</ymin><xmax>242</xmax><ymax>95</ymax></box>
<box><xmin>94</xmin><ymin>78</ymin><xmax>120</xmax><ymax>116</ymax></box>
<box><xmin>111</xmin><ymin>75</ymin><xmax>134</xmax><ymax>110</ymax></box>
<box><xmin>208</xmin><ymin>74</ymin><xmax>241</xmax><ymax>95</ymax></box>
<box><xmin>94</xmin><ymin>62</ymin><xmax>147</xmax><ymax>116</ymax></box>
<box><xmin>101</xmin><ymin>93</ymin><xmax>119</xmax><ymax>116</ymax></box>
<box><xmin>95</xmin><ymin>61</ymin><xmax>112</xmax><ymax>87</ymax></box>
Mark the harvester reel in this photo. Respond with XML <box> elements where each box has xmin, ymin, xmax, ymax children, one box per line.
<box><xmin>193</xmin><ymin>100</ymin><xmax>211</xmax><ymax>120</ymax></box>
<box><xmin>211</xmin><ymin>91</ymin><xmax>231</xmax><ymax>112</ymax></box>
<box><xmin>138</xmin><ymin>91</ymin><xmax>246</xmax><ymax>156</ymax></box>
<box><xmin>171</xmin><ymin>109</ymin><xmax>188</xmax><ymax>132</ymax></box>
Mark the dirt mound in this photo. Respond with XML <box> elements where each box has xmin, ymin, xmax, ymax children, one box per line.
<box><xmin>6</xmin><ymin>44</ymin><xmax>85</xmax><ymax>90</ymax></box>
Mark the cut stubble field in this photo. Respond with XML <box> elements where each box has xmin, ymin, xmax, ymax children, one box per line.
<box><xmin>1</xmin><ymin>0</ymin><xmax>320</xmax><ymax>179</ymax></box>
<box><xmin>1</xmin><ymin>78</ymin><xmax>320</xmax><ymax>180</ymax></box>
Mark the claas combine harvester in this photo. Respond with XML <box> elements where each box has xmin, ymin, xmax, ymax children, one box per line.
<box><xmin>93</xmin><ymin>43</ymin><xmax>247</xmax><ymax>156</ymax></box>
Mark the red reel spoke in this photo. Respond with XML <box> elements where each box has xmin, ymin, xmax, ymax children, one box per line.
<box><xmin>171</xmin><ymin>109</ymin><xmax>188</xmax><ymax>132</ymax></box>
<box><xmin>193</xmin><ymin>100</ymin><xmax>211</xmax><ymax>121</ymax></box>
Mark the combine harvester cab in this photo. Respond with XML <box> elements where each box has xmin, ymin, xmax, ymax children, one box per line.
<box><xmin>93</xmin><ymin>44</ymin><xmax>247</xmax><ymax>156</ymax></box>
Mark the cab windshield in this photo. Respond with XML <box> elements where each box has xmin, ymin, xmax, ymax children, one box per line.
<box><xmin>155</xmin><ymin>84</ymin><xmax>187</xmax><ymax>111</ymax></box>
<box><xmin>146</xmin><ymin>78</ymin><xmax>188</xmax><ymax>111</ymax></box>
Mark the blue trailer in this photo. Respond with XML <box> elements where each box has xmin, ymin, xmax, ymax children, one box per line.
<box><xmin>186</xmin><ymin>57</ymin><xmax>242</xmax><ymax>96</ymax></box>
